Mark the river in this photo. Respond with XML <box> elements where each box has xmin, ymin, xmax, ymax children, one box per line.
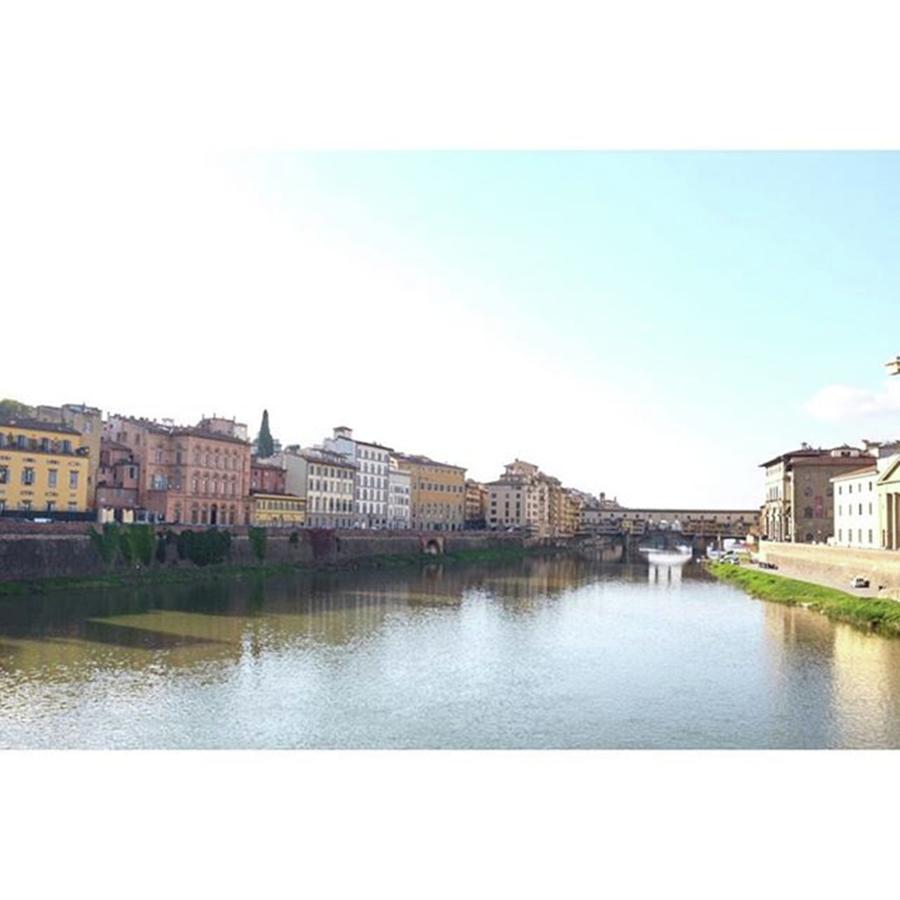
<box><xmin>2</xmin><ymin>554</ymin><xmax>900</xmax><ymax>748</ymax></box>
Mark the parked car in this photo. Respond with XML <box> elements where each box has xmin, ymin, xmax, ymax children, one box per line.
<box><xmin>851</xmin><ymin>576</ymin><xmax>870</xmax><ymax>589</ymax></box>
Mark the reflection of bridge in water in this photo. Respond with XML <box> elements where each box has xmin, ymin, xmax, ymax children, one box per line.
<box><xmin>645</xmin><ymin>551</ymin><xmax>687</xmax><ymax>585</ymax></box>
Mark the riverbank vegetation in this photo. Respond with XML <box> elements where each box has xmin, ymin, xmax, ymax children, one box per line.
<box><xmin>0</xmin><ymin>542</ymin><xmax>539</xmax><ymax>597</ymax></box>
<box><xmin>708</xmin><ymin>562</ymin><xmax>900</xmax><ymax>637</ymax></box>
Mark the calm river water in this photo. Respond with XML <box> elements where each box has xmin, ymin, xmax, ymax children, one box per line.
<box><xmin>3</xmin><ymin>554</ymin><xmax>900</xmax><ymax>749</ymax></box>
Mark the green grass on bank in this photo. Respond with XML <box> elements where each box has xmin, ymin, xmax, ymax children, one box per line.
<box><xmin>708</xmin><ymin>563</ymin><xmax>900</xmax><ymax>637</ymax></box>
<box><xmin>0</xmin><ymin>544</ymin><xmax>538</xmax><ymax>598</ymax></box>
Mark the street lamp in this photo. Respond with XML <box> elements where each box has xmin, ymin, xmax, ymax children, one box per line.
<box><xmin>886</xmin><ymin>357</ymin><xmax>900</xmax><ymax>376</ymax></box>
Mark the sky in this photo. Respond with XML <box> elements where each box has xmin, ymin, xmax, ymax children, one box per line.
<box><xmin>3</xmin><ymin>151</ymin><xmax>900</xmax><ymax>508</ymax></box>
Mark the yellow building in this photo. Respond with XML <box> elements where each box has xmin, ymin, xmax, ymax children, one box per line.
<box><xmin>556</xmin><ymin>487</ymin><xmax>582</xmax><ymax>538</ymax></box>
<box><xmin>248</xmin><ymin>492</ymin><xmax>307</xmax><ymax>527</ymax></box>
<box><xmin>34</xmin><ymin>403</ymin><xmax>102</xmax><ymax>508</ymax></box>
<box><xmin>0</xmin><ymin>418</ymin><xmax>90</xmax><ymax>515</ymax></box>
<box><xmin>395</xmin><ymin>453</ymin><xmax>466</xmax><ymax>531</ymax></box>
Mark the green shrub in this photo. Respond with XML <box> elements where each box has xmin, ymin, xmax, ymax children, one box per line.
<box><xmin>87</xmin><ymin>523</ymin><xmax>119</xmax><ymax>564</ymax></box>
<box><xmin>172</xmin><ymin>528</ymin><xmax>232</xmax><ymax>567</ymax></box>
<box><xmin>118</xmin><ymin>527</ymin><xmax>135</xmax><ymax>565</ymax></box>
<box><xmin>249</xmin><ymin>526</ymin><xmax>267</xmax><ymax>561</ymax></box>
<box><xmin>131</xmin><ymin>524</ymin><xmax>155</xmax><ymax>566</ymax></box>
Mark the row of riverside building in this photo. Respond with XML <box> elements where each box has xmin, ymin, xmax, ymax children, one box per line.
<box><xmin>0</xmin><ymin>403</ymin><xmax>614</xmax><ymax>535</ymax></box>
<box><xmin>760</xmin><ymin>439</ymin><xmax>900</xmax><ymax>550</ymax></box>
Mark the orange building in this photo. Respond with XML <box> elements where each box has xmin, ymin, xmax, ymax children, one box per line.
<box><xmin>395</xmin><ymin>453</ymin><xmax>466</xmax><ymax>531</ymax></box>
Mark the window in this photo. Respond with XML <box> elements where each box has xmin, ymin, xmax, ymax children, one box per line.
<box><xmin>48</xmin><ymin>469</ymin><xmax>58</xmax><ymax>488</ymax></box>
<box><xmin>0</xmin><ymin>466</ymin><xmax>7</xmax><ymax>484</ymax></box>
<box><xmin>69</xmin><ymin>470</ymin><xmax>79</xmax><ymax>489</ymax></box>
<box><xmin>22</xmin><ymin>467</ymin><xmax>35</xmax><ymax>485</ymax></box>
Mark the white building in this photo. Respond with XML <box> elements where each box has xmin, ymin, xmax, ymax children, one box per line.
<box><xmin>387</xmin><ymin>457</ymin><xmax>411</xmax><ymax>529</ymax></box>
<box><xmin>322</xmin><ymin>426</ymin><xmax>392</xmax><ymax>529</ymax></box>
<box><xmin>831</xmin><ymin>464</ymin><xmax>879</xmax><ymax>549</ymax></box>
<box><xmin>263</xmin><ymin>446</ymin><xmax>355</xmax><ymax>529</ymax></box>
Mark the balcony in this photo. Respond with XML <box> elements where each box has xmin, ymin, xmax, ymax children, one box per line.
<box><xmin>0</xmin><ymin>434</ymin><xmax>86</xmax><ymax>457</ymax></box>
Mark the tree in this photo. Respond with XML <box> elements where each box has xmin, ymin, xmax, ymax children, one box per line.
<box><xmin>0</xmin><ymin>398</ymin><xmax>33</xmax><ymax>419</ymax></box>
<box><xmin>256</xmin><ymin>409</ymin><xmax>275</xmax><ymax>458</ymax></box>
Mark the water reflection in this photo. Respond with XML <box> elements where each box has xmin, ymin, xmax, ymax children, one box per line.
<box><xmin>3</xmin><ymin>555</ymin><xmax>900</xmax><ymax>748</ymax></box>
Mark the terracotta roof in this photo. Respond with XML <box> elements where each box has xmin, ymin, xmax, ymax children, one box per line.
<box><xmin>0</xmin><ymin>417</ymin><xmax>80</xmax><ymax>436</ymax></box>
<box><xmin>301</xmin><ymin>447</ymin><xmax>357</xmax><ymax>467</ymax></box>
<box><xmin>394</xmin><ymin>452</ymin><xmax>466</xmax><ymax>472</ymax></box>
<box><xmin>829</xmin><ymin>465</ymin><xmax>878</xmax><ymax>481</ymax></box>
<box><xmin>760</xmin><ymin>448</ymin><xmax>870</xmax><ymax>468</ymax></box>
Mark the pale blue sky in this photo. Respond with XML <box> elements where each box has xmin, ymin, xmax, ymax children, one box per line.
<box><xmin>231</xmin><ymin>152</ymin><xmax>900</xmax><ymax>505</ymax></box>
<box><xmin>7</xmin><ymin>152</ymin><xmax>899</xmax><ymax>508</ymax></box>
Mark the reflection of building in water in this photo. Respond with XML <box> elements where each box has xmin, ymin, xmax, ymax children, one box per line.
<box><xmin>760</xmin><ymin>604</ymin><xmax>838</xmax><ymax>747</ymax></box>
<box><xmin>474</xmin><ymin>557</ymin><xmax>596</xmax><ymax>612</ymax></box>
<box><xmin>829</xmin><ymin>625</ymin><xmax>900</xmax><ymax>747</ymax></box>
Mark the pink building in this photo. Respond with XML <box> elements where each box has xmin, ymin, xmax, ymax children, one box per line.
<box><xmin>95</xmin><ymin>438</ymin><xmax>141</xmax><ymax>519</ymax></box>
<box><xmin>104</xmin><ymin>415</ymin><xmax>252</xmax><ymax>524</ymax></box>
<box><xmin>250</xmin><ymin>458</ymin><xmax>287</xmax><ymax>495</ymax></box>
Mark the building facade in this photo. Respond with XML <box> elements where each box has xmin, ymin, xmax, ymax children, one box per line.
<box><xmin>198</xmin><ymin>416</ymin><xmax>248</xmax><ymax>441</ymax></box>
<box><xmin>584</xmin><ymin>507</ymin><xmax>762</xmax><ymax>535</ymax></box>
<box><xmin>264</xmin><ymin>446</ymin><xmax>356</xmax><ymax>529</ymax></box>
<box><xmin>464</xmin><ymin>480</ymin><xmax>488</xmax><ymax>530</ymax></box>
<box><xmin>831</xmin><ymin>465</ymin><xmax>879</xmax><ymax>549</ymax></box>
<box><xmin>395</xmin><ymin>453</ymin><xmax>466</xmax><ymax>531</ymax></box>
<box><xmin>250</xmin><ymin>458</ymin><xmax>287</xmax><ymax>495</ymax></box>
<box><xmin>387</xmin><ymin>458</ymin><xmax>411</xmax><ymax>529</ymax></box>
<box><xmin>877</xmin><ymin>454</ymin><xmax>900</xmax><ymax>550</ymax></box>
<box><xmin>323</xmin><ymin>426</ymin><xmax>392</xmax><ymax>528</ymax></box>
<box><xmin>95</xmin><ymin>438</ymin><xmax>140</xmax><ymax>522</ymax></box>
<box><xmin>0</xmin><ymin>417</ymin><xmax>90</xmax><ymax>515</ymax></box>
<box><xmin>484</xmin><ymin>459</ymin><xmax>587</xmax><ymax>538</ymax></box>
<box><xmin>761</xmin><ymin>445</ymin><xmax>871</xmax><ymax>543</ymax></box>
<box><xmin>104</xmin><ymin>414</ymin><xmax>252</xmax><ymax>524</ymax></box>
<box><xmin>248</xmin><ymin>493</ymin><xmax>306</xmax><ymax>527</ymax></box>
<box><xmin>32</xmin><ymin>403</ymin><xmax>102</xmax><ymax>509</ymax></box>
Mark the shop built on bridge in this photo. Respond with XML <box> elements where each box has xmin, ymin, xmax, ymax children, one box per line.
<box><xmin>578</xmin><ymin>508</ymin><xmax>759</xmax><ymax>558</ymax></box>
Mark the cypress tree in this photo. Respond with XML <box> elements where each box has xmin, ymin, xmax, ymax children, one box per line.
<box><xmin>256</xmin><ymin>409</ymin><xmax>275</xmax><ymax>458</ymax></box>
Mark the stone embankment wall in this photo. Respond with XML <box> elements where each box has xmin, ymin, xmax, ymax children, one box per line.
<box><xmin>0</xmin><ymin>524</ymin><xmax>531</xmax><ymax>583</ymax></box>
<box><xmin>758</xmin><ymin>540</ymin><xmax>900</xmax><ymax>594</ymax></box>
